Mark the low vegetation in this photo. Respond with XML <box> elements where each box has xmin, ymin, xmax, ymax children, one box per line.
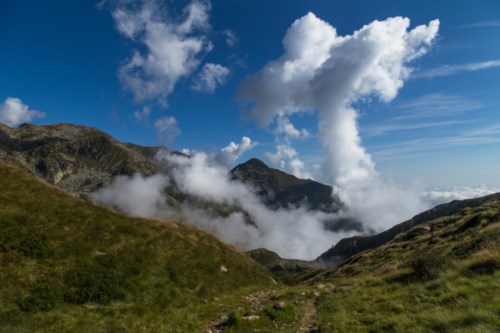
<box><xmin>0</xmin><ymin>161</ymin><xmax>273</xmax><ymax>332</ymax></box>
<box><xmin>0</xmin><ymin>159</ymin><xmax>499</xmax><ymax>332</ymax></box>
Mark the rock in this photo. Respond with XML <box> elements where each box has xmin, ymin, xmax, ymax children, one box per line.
<box><xmin>273</xmin><ymin>302</ymin><xmax>286</xmax><ymax>310</ymax></box>
<box><xmin>219</xmin><ymin>265</ymin><xmax>228</xmax><ymax>272</ymax></box>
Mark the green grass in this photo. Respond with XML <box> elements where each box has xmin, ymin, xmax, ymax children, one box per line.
<box><xmin>314</xmin><ymin>267</ymin><xmax>499</xmax><ymax>332</ymax></box>
<box><xmin>307</xmin><ymin>197</ymin><xmax>500</xmax><ymax>332</ymax></box>
<box><xmin>1</xmin><ymin>159</ymin><xmax>499</xmax><ymax>332</ymax></box>
<box><xmin>0</xmin><ymin>161</ymin><xmax>273</xmax><ymax>332</ymax></box>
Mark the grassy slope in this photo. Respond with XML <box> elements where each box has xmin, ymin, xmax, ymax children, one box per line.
<box><xmin>1</xmin><ymin>158</ymin><xmax>499</xmax><ymax>332</ymax></box>
<box><xmin>210</xmin><ymin>194</ymin><xmax>500</xmax><ymax>332</ymax></box>
<box><xmin>308</xmin><ymin>196</ymin><xmax>500</xmax><ymax>332</ymax></box>
<box><xmin>0</xmin><ymin>161</ymin><xmax>273</xmax><ymax>332</ymax></box>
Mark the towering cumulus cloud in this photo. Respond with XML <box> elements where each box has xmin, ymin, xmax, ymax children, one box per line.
<box><xmin>239</xmin><ymin>14</ymin><xmax>439</xmax><ymax>228</ymax></box>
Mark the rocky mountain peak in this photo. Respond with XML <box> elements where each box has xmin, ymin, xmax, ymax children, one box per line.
<box><xmin>231</xmin><ymin>158</ymin><xmax>342</xmax><ymax>214</ymax></box>
<box><xmin>0</xmin><ymin>123</ymin><xmax>162</xmax><ymax>196</ymax></box>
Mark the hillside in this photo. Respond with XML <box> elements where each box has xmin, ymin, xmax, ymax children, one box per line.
<box><xmin>0</xmin><ymin>124</ymin><xmax>348</xmax><ymax>218</ymax></box>
<box><xmin>304</xmin><ymin>191</ymin><xmax>500</xmax><ymax>332</ymax></box>
<box><xmin>208</xmin><ymin>192</ymin><xmax>499</xmax><ymax>332</ymax></box>
<box><xmin>0</xmin><ymin>160</ymin><xmax>274</xmax><ymax>332</ymax></box>
<box><xmin>316</xmin><ymin>193</ymin><xmax>500</xmax><ymax>266</ymax></box>
<box><xmin>1</xmin><ymin>123</ymin><xmax>499</xmax><ymax>332</ymax></box>
<box><xmin>0</xmin><ymin>123</ymin><xmax>164</xmax><ymax>196</ymax></box>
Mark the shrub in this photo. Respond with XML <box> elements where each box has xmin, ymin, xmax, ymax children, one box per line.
<box><xmin>0</xmin><ymin>214</ymin><xmax>51</xmax><ymax>258</ymax></box>
<box><xmin>409</xmin><ymin>252</ymin><xmax>445</xmax><ymax>281</ymax></box>
<box><xmin>63</xmin><ymin>263</ymin><xmax>126</xmax><ymax>304</ymax></box>
<box><xmin>20</xmin><ymin>278</ymin><xmax>63</xmax><ymax>312</ymax></box>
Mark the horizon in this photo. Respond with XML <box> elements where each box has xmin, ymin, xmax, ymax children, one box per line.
<box><xmin>1</xmin><ymin>0</ymin><xmax>500</xmax><ymax>191</ymax></box>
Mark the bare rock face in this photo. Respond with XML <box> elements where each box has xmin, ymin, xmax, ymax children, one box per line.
<box><xmin>0</xmin><ymin>123</ymin><xmax>163</xmax><ymax>196</ymax></box>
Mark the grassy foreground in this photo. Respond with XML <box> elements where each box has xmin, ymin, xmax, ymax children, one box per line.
<box><xmin>0</xmin><ymin>159</ymin><xmax>499</xmax><ymax>332</ymax></box>
<box><xmin>0</xmin><ymin>161</ymin><xmax>273</xmax><ymax>332</ymax></box>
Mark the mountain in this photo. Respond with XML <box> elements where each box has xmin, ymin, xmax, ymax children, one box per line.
<box><xmin>0</xmin><ymin>124</ymin><xmax>345</xmax><ymax>214</ymax></box>
<box><xmin>0</xmin><ymin>160</ymin><xmax>273</xmax><ymax>332</ymax></box>
<box><xmin>231</xmin><ymin>158</ymin><xmax>363</xmax><ymax>232</ymax></box>
<box><xmin>0</xmin><ymin>123</ymin><xmax>163</xmax><ymax>196</ymax></box>
<box><xmin>316</xmin><ymin>192</ymin><xmax>500</xmax><ymax>267</ymax></box>
<box><xmin>231</xmin><ymin>158</ymin><xmax>341</xmax><ymax>213</ymax></box>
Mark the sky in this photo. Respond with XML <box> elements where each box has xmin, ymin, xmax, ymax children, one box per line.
<box><xmin>1</xmin><ymin>0</ymin><xmax>500</xmax><ymax>190</ymax></box>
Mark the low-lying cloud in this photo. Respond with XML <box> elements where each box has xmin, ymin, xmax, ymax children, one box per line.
<box><xmin>92</xmin><ymin>173</ymin><xmax>170</xmax><ymax>217</ymax></box>
<box><xmin>92</xmin><ymin>153</ymin><xmax>498</xmax><ymax>260</ymax></box>
<box><xmin>422</xmin><ymin>185</ymin><xmax>500</xmax><ymax>208</ymax></box>
<box><xmin>93</xmin><ymin>149</ymin><xmax>359</xmax><ymax>260</ymax></box>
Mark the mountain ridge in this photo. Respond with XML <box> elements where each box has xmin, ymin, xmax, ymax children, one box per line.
<box><xmin>0</xmin><ymin>122</ymin><xmax>163</xmax><ymax>195</ymax></box>
<box><xmin>316</xmin><ymin>192</ymin><xmax>500</xmax><ymax>266</ymax></box>
<box><xmin>230</xmin><ymin>158</ymin><xmax>342</xmax><ymax>213</ymax></box>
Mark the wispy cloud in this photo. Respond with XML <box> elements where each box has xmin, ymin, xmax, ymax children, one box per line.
<box><xmin>391</xmin><ymin>93</ymin><xmax>484</xmax><ymax>120</ymax></box>
<box><xmin>459</xmin><ymin>20</ymin><xmax>500</xmax><ymax>29</ymax></box>
<box><xmin>154</xmin><ymin>116</ymin><xmax>180</xmax><ymax>143</ymax></box>
<box><xmin>370</xmin><ymin>123</ymin><xmax>500</xmax><ymax>160</ymax></box>
<box><xmin>192</xmin><ymin>63</ymin><xmax>230</xmax><ymax>93</ymax></box>
<box><xmin>362</xmin><ymin>119</ymin><xmax>480</xmax><ymax>137</ymax></box>
<box><xmin>133</xmin><ymin>105</ymin><xmax>151</xmax><ymax>122</ymax></box>
<box><xmin>362</xmin><ymin>94</ymin><xmax>485</xmax><ymax>137</ymax></box>
<box><xmin>414</xmin><ymin>60</ymin><xmax>500</xmax><ymax>79</ymax></box>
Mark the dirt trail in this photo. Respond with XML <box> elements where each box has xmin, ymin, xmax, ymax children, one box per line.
<box><xmin>205</xmin><ymin>290</ymin><xmax>275</xmax><ymax>333</ymax></box>
<box><xmin>299</xmin><ymin>295</ymin><xmax>319</xmax><ymax>333</ymax></box>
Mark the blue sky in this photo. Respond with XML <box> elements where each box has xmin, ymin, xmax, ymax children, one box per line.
<box><xmin>1</xmin><ymin>0</ymin><xmax>499</xmax><ymax>187</ymax></box>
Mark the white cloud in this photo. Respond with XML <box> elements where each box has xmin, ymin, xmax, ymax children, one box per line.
<box><xmin>133</xmin><ymin>105</ymin><xmax>151</xmax><ymax>121</ymax></box>
<box><xmin>192</xmin><ymin>63</ymin><xmax>230</xmax><ymax>93</ymax></box>
<box><xmin>223</xmin><ymin>29</ymin><xmax>238</xmax><ymax>47</ymax></box>
<box><xmin>158</xmin><ymin>151</ymin><xmax>356</xmax><ymax>259</ymax></box>
<box><xmin>370</xmin><ymin>123</ymin><xmax>500</xmax><ymax>161</ymax></box>
<box><xmin>154</xmin><ymin>116</ymin><xmax>180</xmax><ymax>143</ymax></box>
<box><xmin>265</xmin><ymin>144</ymin><xmax>312</xmax><ymax>180</ymax></box>
<box><xmin>0</xmin><ymin>97</ymin><xmax>45</xmax><ymax>127</ymax></box>
<box><xmin>422</xmin><ymin>185</ymin><xmax>499</xmax><ymax>207</ymax></box>
<box><xmin>111</xmin><ymin>0</ymin><xmax>213</xmax><ymax>105</ymax></box>
<box><xmin>92</xmin><ymin>173</ymin><xmax>170</xmax><ymax>217</ymax></box>
<box><xmin>362</xmin><ymin>119</ymin><xmax>480</xmax><ymax>137</ymax></box>
<box><xmin>390</xmin><ymin>93</ymin><xmax>484</xmax><ymax>120</ymax></box>
<box><xmin>215</xmin><ymin>136</ymin><xmax>256</xmax><ymax>166</ymax></box>
<box><xmin>459</xmin><ymin>20</ymin><xmax>500</xmax><ymax>29</ymax></box>
<box><xmin>239</xmin><ymin>13</ymin><xmax>439</xmax><ymax>227</ymax></box>
<box><xmin>414</xmin><ymin>60</ymin><xmax>500</xmax><ymax>78</ymax></box>
<box><xmin>276</xmin><ymin>114</ymin><xmax>310</xmax><ymax>139</ymax></box>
